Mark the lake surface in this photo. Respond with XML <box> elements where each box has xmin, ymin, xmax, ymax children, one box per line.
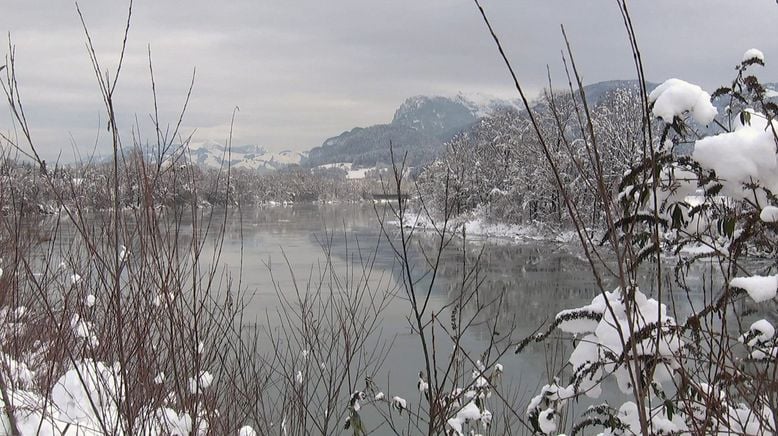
<box><xmin>197</xmin><ymin>204</ymin><xmax>615</xmax><ymax>416</ymax></box>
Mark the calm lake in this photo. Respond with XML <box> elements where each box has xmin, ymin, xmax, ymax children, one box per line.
<box><xmin>198</xmin><ymin>203</ymin><xmax>632</xmax><ymax>415</ymax></box>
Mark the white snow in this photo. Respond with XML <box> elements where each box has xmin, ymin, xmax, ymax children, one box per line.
<box><xmin>730</xmin><ymin>275</ymin><xmax>778</xmax><ymax>302</ymax></box>
<box><xmin>446</xmin><ymin>401</ymin><xmax>483</xmax><ymax>436</ymax></box>
<box><xmin>537</xmin><ymin>408</ymin><xmax>557</xmax><ymax>434</ymax></box>
<box><xmin>314</xmin><ymin>162</ymin><xmax>374</xmax><ymax>179</ymax></box>
<box><xmin>649</xmin><ymin>78</ymin><xmax>717</xmax><ymax>125</ymax></box>
<box><xmin>741</xmin><ymin>319</ymin><xmax>775</xmax><ymax>346</ymax></box>
<box><xmin>743</xmin><ymin>48</ymin><xmax>765</xmax><ymax>63</ymax></box>
<box><xmin>70</xmin><ymin>314</ymin><xmax>99</xmax><ymax>347</ymax></box>
<box><xmin>391</xmin><ymin>396</ymin><xmax>407</xmax><ymax>411</ymax></box>
<box><xmin>760</xmin><ymin>205</ymin><xmax>778</xmax><ymax>223</ymax></box>
<box><xmin>555</xmin><ymin>298</ymin><xmax>605</xmax><ymax>334</ymax></box>
<box><xmin>238</xmin><ymin>426</ymin><xmax>257</xmax><ymax>436</ymax></box>
<box><xmin>693</xmin><ymin>113</ymin><xmax>778</xmax><ymax>204</ymax></box>
<box><xmin>317</xmin><ymin>162</ymin><xmax>352</xmax><ymax>170</ymax></box>
<box><xmin>188</xmin><ymin>370</ymin><xmax>214</xmax><ymax>394</ymax></box>
<box><xmin>346</xmin><ymin>168</ymin><xmax>371</xmax><ymax>180</ymax></box>
<box><xmin>0</xmin><ymin>354</ymin><xmax>219</xmax><ymax>436</ymax></box>
<box><xmin>85</xmin><ymin>294</ymin><xmax>96</xmax><ymax>307</ymax></box>
<box><xmin>418</xmin><ymin>377</ymin><xmax>429</xmax><ymax>394</ymax></box>
<box><xmin>187</xmin><ymin>141</ymin><xmax>305</xmax><ymax>171</ymax></box>
<box><xmin>52</xmin><ymin>360</ymin><xmax>123</xmax><ymax>429</ymax></box>
<box><xmin>750</xmin><ymin>319</ymin><xmax>775</xmax><ymax>342</ymax></box>
<box><xmin>0</xmin><ymin>353</ymin><xmax>35</xmax><ymax>389</ymax></box>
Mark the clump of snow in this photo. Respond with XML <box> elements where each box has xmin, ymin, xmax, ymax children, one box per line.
<box><xmin>555</xmin><ymin>293</ymin><xmax>607</xmax><ymax>334</ymax></box>
<box><xmin>750</xmin><ymin>319</ymin><xmax>775</xmax><ymax>342</ymax></box>
<box><xmin>188</xmin><ymin>370</ymin><xmax>214</xmax><ymax>394</ymax></box>
<box><xmin>743</xmin><ymin>48</ymin><xmax>765</xmax><ymax>64</ymax></box>
<box><xmin>693</xmin><ymin>113</ymin><xmax>778</xmax><ymax>205</ymax></box>
<box><xmin>725</xmin><ymin>403</ymin><xmax>775</xmax><ymax>435</ymax></box>
<box><xmin>374</xmin><ymin>392</ymin><xmax>385</xmax><ymax>401</ymax></box>
<box><xmin>349</xmin><ymin>391</ymin><xmax>367</xmax><ymax>412</ymax></box>
<box><xmin>730</xmin><ymin>275</ymin><xmax>778</xmax><ymax>302</ymax></box>
<box><xmin>537</xmin><ymin>408</ymin><xmax>557</xmax><ymax>434</ymax></box>
<box><xmin>70</xmin><ymin>314</ymin><xmax>99</xmax><ymax>347</ymax></box>
<box><xmin>295</xmin><ymin>370</ymin><xmax>303</xmax><ymax>385</ymax></box>
<box><xmin>417</xmin><ymin>375</ymin><xmax>429</xmax><ymax>394</ymax></box>
<box><xmin>238</xmin><ymin>426</ymin><xmax>258</xmax><ymax>436</ymax></box>
<box><xmin>52</xmin><ymin>360</ymin><xmax>124</xmax><ymax>429</ymax></box>
<box><xmin>391</xmin><ymin>396</ymin><xmax>407</xmax><ymax>412</ymax></box>
<box><xmin>527</xmin><ymin>285</ymin><xmax>684</xmax><ymax>431</ymax></box>
<box><xmin>447</xmin><ymin>401</ymin><xmax>487</xmax><ymax>436</ymax></box>
<box><xmin>649</xmin><ymin>78</ymin><xmax>717</xmax><ymax>125</ymax></box>
<box><xmin>0</xmin><ymin>352</ymin><xmax>35</xmax><ymax>389</ymax></box>
<box><xmin>750</xmin><ymin>345</ymin><xmax>778</xmax><ymax>361</ymax></box>
<box><xmin>70</xmin><ymin>273</ymin><xmax>82</xmax><ymax>285</ymax></box>
<box><xmin>597</xmin><ymin>401</ymin><xmax>690</xmax><ymax>435</ymax></box>
<box><xmin>85</xmin><ymin>294</ymin><xmax>96</xmax><ymax>307</ymax></box>
<box><xmin>760</xmin><ymin>206</ymin><xmax>778</xmax><ymax>223</ymax></box>
<box><xmin>740</xmin><ymin>319</ymin><xmax>775</xmax><ymax>347</ymax></box>
<box><xmin>526</xmin><ymin>379</ymin><xmax>575</xmax><ymax>432</ymax></box>
<box><xmin>155</xmin><ymin>407</ymin><xmax>194</xmax><ymax>435</ymax></box>
<box><xmin>0</xmin><ymin>349</ymin><xmax>219</xmax><ymax>435</ymax></box>
<box><xmin>154</xmin><ymin>372</ymin><xmax>165</xmax><ymax>384</ymax></box>
<box><xmin>13</xmin><ymin>306</ymin><xmax>26</xmax><ymax>320</ymax></box>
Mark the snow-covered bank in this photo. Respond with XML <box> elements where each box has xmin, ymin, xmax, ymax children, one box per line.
<box><xmin>395</xmin><ymin>208</ymin><xmax>591</xmax><ymax>245</ymax></box>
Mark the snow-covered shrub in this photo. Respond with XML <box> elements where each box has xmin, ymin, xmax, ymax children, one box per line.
<box><xmin>518</xmin><ymin>49</ymin><xmax>778</xmax><ymax>435</ymax></box>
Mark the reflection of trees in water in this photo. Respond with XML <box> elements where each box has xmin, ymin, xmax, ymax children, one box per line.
<box><xmin>409</xmin><ymin>236</ymin><xmax>599</xmax><ymax>339</ymax></box>
<box><xmin>410</xmin><ymin>235</ymin><xmax>727</xmax><ymax>340</ymax></box>
<box><xmin>150</xmin><ymin>204</ymin><xmax>731</xmax><ymax>340</ymax></box>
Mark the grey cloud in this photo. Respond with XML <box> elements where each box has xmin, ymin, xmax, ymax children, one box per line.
<box><xmin>1</xmin><ymin>0</ymin><xmax>777</xmax><ymax>160</ymax></box>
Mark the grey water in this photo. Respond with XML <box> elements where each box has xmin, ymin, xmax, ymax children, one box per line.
<box><xmin>204</xmin><ymin>204</ymin><xmax>607</xmax><ymax>416</ymax></box>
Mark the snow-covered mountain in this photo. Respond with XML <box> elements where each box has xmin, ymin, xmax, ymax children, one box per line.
<box><xmin>186</xmin><ymin>141</ymin><xmax>306</xmax><ymax>171</ymax></box>
<box><xmin>306</xmin><ymin>94</ymin><xmax>516</xmax><ymax>168</ymax></box>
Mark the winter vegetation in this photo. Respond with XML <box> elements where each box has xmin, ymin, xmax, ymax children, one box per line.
<box><xmin>0</xmin><ymin>152</ymin><xmax>390</xmax><ymax>215</ymax></box>
<box><xmin>1</xmin><ymin>0</ymin><xmax>778</xmax><ymax>435</ymax></box>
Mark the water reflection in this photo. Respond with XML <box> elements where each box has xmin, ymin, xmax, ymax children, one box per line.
<box><xmin>209</xmin><ymin>204</ymin><xmax>608</xmax><ymax>408</ymax></box>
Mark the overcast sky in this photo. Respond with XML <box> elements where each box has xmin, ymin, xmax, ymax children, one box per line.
<box><xmin>2</xmin><ymin>1</ymin><xmax>777</xmax><ymax>160</ymax></box>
